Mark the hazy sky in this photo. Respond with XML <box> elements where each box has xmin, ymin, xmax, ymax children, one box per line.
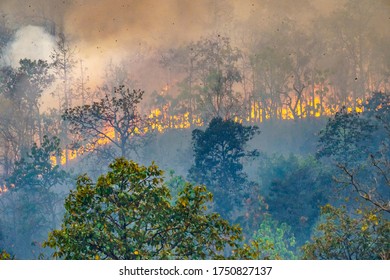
<box><xmin>0</xmin><ymin>0</ymin><xmax>350</xmax><ymax>49</ymax></box>
<box><xmin>2</xmin><ymin>0</ymin><xmax>389</xmax><ymax>54</ymax></box>
<box><xmin>1</xmin><ymin>0</ymin><xmax>389</xmax><ymax>97</ymax></box>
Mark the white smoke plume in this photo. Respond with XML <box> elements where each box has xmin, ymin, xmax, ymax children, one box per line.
<box><xmin>3</xmin><ymin>25</ymin><xmax>55</xmax><ymax>67</ymax></box>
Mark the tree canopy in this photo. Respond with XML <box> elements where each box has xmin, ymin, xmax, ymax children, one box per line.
<box><xmin>45</xmin><ymin>158</ymin><xmax>243</xmax><ymax>260</ymax></box>
<box><xmin>188</xmin><ymin>117</ymin><xmax>260</xmax><ymax>218</ymax></box>
<box><xmin>317</xmin><ymin>92</ymin><xmax>390</xmax><ymax>213</ymax></box>
<box><xmin>258</xmin><ymin>154</ymin><xmax>331</xmax><ymax>244</ymax></box>
<box><xmin>302</xmin><ymin>204</ymin><xmax>389</xmax><ymax>260</ymax></box>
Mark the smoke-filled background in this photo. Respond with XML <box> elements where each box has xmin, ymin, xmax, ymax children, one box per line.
<box><xmin>1</xmin><ymin>0</ymin><xmax>389</xmax><ymax>97</ymax></box>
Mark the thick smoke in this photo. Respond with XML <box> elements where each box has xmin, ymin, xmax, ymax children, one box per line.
<box><xmin>1</xmin><ymin>0</ymin><xmax>389</xmax><ymax>50</ymax></box>
<box><xmin>3</xmin><ymin>25</ymin><xmax>55</xmax><ymax>67</ymax></box>
<box><xmin>0</xmin><ymin>0</ymin><xmax>344</xmax><ymax>55</ymax></box>
<box><xmin>1</xmin><ymin>0</ymin><xmax>389</xmax><ymax>101</ymax></box>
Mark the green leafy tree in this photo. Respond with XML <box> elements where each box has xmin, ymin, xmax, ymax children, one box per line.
<box><xmin>7</xmin><ymin>135</ymin><xmax>66</xmax><ymax>193</ymax></box>
<box><xmin>44</xmin><ymin>158</ymin><xmax>243</xmax><ymax>260</ymax></box>
<box><xmin>302</xmin><ymin>204</ymin><xmax>390</xmax><ymax>260</ymax></box>
<box><xmin>245</xmin><ymin>216</ymin><xmax>298</xmax><ymax>260</ymax></box>
<box><xmin>165</xmin><ymin>170</ymin><xmax>187</xmax><ymax>202</ymax></box>
<box><xmin>188</xmin><ymin>117</ymin><xmax>260</xmax><ymax>219</ymax></box>
<box><xmin>304</xmin><ymin>92</ymin><xmax>390</xmax><ymax>260</ymax></box>
<box><xmin>1</xmin><ymin>135</ymin><xmax>67</xmax><ymax>258</ymax></box>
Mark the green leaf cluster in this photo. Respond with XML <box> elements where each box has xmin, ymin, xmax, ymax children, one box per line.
<box><xmin>45</xmin><ymin>158</ymin><xmax>244</xmax><ymax>259</ymax></box>
<box><xmin>0</xmin><ymin>249</ymin><xmax>12</xmax><ymax>260</ymax></box>
<box><xmin>251</xmin><ymin>217</ymin><xmax>297</xmax><ymax>260</ymax></box>
<box><xmin>302</xmin><ymin>204</ymin><xmax>390</xmax><ymax>260</ymax></box>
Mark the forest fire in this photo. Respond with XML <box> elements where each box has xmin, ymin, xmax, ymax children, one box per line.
<box><xmin>0</xmin><ymin>0</ymin><xmax>389</xmax><ymax>263</ymax></box>
<box><xmin>50</xmin><ymin>89</ymin><xmax>367</xmax><ymax>166</ymax></box>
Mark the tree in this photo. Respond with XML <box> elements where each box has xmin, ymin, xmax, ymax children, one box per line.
<box><xmin>246</xmin><ymin>216</ymin><xmax>298</xmax><ymax>260</ymax></box>
<box><xmin>302</xmin><ymin>204</ymin><xmax>389</xmax><ymax>260</ymax></box>
<box><xmin>0</xmin><ymin>59</ymin><xmax>54</xmax><ymax>177</ymax></box>
<box><xmin>51</xmin><ymin>33</ymin><xmax>76</xmax><ymax>111</ymax></box>
<box><xmin>188</xmin><ymin>117</ymin><xmax>260</xmax><ymax>219</ymax></box>
<box><xmin>159</xmin><ymin>46</ymin><xmax>197</xmax><ymax>125</ymax></box>
<box><xmin>62</xmin><ymin>85</ymin><xmax>151</xmax><ymax>160</ymax></box>
<box><xmin>259</xmin><ymin>154</ymin><xmax>330</xmax><ymax>244</ymax></box>
<box><xmin>317</xmin><ymin>92</ymin><xmax>390</xmax><ymax>212</ymax></box>
<box><xmin>164</xmin><ymin>170</ymin><xmax>187</xmax><ymax>202</ymax></box>
<box><xmin>44</xmin><ymin>158</ymin><xmax>243</xmax><ymax>260</ymax></box>
<box><xmin>17</xmin><ymin>59</ymin><xmax>55</xmax><ymax>144</ymax></box>
<box><xmin>305</xmin><ymin>92</ymin><xmax>390</xmax><ymax>259</ymax></box>
<box><xmin>7</xmin><ymin>135</ymin><xmax>67</xmax><ymax>196</ymax></box>
<box><xmin>0</xmin><ymin>16</ymin><xmax>12</xmax><ymax>60</ymax></box>
<box><xmin>1</xmin><ymin>135</ymin><xmax>67</xmax><ymax>258</ymax></box>
<box><xmin>50</xmin><ymin>33</ymin><xmax>77</xmax><ymax>165</ymax></box>
<box><xmin>191</xmin><ymin>36</ymin><xmax>243</xmax><ymax>121</ymax></box>
<box><xmin>160</xmin><ymin>36</ymin><xmax>243</xmax><ymax>123</ymax></box>
<box><xmin>317</xmin><ymin>106</ymin><xmax>375</xmax><ymax>165</ymax></box>
<box><xmin>321</xmin><ymin>0</ymin><xmax>387</xmax><ymax>106</ymax></box>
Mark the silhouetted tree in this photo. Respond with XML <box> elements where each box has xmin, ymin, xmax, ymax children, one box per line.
<box><xmin>317</xmin><ymin>92</ymin><xmax>390</xmax><ymax>212</ymax></box>
<box><xmin>62</xmin><ymin>85</ymin><xmax>151</xmax><ymax>160</ymax></box>
<box><xmin>188</xmin><ymin>117</ymin><xmax>260</xmax><ymax>219</ymax></box>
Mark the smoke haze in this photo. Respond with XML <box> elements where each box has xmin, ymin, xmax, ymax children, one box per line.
<box><xmin>0</xmin><ymin>0</ymin><xmax>389</xmax><ymax>103</ymax></box>
<box><xmin>0</xmin><ymin>1</ymin><xmax>346</xmax><ymax>53</ymax></box>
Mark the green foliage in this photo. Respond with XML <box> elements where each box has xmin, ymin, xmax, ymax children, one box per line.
<box><xmin>302</xmin><ymin>204</ymin><xmax>390</xmax><ymax>260</ymax></box>
<box><xmin>188</xmin><ymin>117</ymin><xmax>260</xmax><ymax>218</ymax></box>
<box><xmin>0</xmin><ymin>249</ymin><xmax>12</xmax><ymax>260</ymax></box>
<box><xmin>317</xmin><ymin>92</ymin><xmax>390</xmax><ymax>165</ymax></box>
<box><xmin>165</xmin><ymin>170</ymin><xmax>187</xmax><ymax>202</ymax></box>
<box><xmin>242</xmin><ymin>216</ymin><xmax>297</xmax><ymax>260</ymax></box>
<box><xmin>259</xmin><ymin>154</ymin><xmax>330</xmax><ymax>244</ymax></box>
<box><xmin>7</xmin><ymin>135</ymin><xmax>66</xmax><ymax>191</ymax></box>
<box><xmin>306</xmin><ymin>92</ymin><xmax>390</xmax><ymax>260</ymax></box>
<box><xmin>45</xmin><ymin>158</ymin><xmax>244</xmax><ymax>260</ymax></box>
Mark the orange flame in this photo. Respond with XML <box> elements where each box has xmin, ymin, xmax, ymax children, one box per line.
<box><xmin>53</xmin><ymin>84</ymin><xmax>366</xmax><ymax>166</ymax></box>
